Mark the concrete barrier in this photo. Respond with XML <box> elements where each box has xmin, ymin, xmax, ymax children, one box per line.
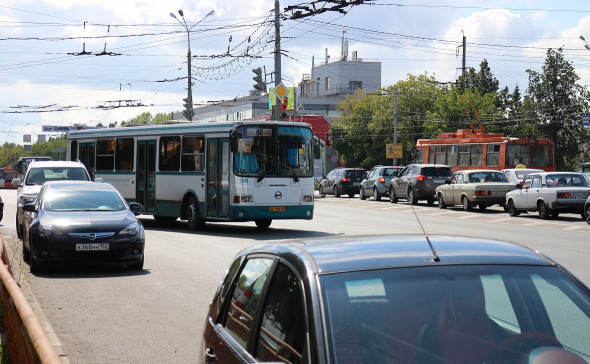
<box><xmin>0</xmin><ymin>234</ymin><xmax>61</xmax><ymax>364</ymax></box>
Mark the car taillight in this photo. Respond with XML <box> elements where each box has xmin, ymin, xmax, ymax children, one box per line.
<box><xmin>341</xmin><ymin>177</ymin><xmax>351</xmax><ymax>183</ymax></box>
<box><xmin>378</xmin><ymin>177</ymin><xmax>385</xmax><ymax>184</ymax></box>
<box><xmin>557</xmin><ymin>192</ymin><xmax>570</xmax><ymax>199</ymax></box>
<box><xmin>475</xmin><ymin>190</ymin><xmax>489</xmax><ymax>196</ymax></box>
<box><xmin>416</xmin><ymin>175</ymin><xmax>428</xmax><ymax>181</ymax></box>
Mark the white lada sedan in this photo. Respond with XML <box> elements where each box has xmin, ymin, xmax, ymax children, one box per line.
<box><xmin>506</xmin><ymin>172</ymin><xmax>590</xmax><ymax>220</ymax></box>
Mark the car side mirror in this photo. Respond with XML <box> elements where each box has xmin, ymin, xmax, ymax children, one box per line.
<box><xmin>23</xmin><ymin>202</ymin><xmax>37</xmax><ymax>212</ymax></box>
<box><xmin>128</xmin><ymin>202</ymin><xmax>143</xmax><ymax>215</ymax></box>
<box><xmin>12</xmin><ymin>178</ymin><xmax>21</xmax><ymax>187</ymax></box>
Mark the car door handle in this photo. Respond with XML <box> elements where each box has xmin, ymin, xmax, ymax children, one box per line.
<box><xmin>205</xmin><ymin>347</ymin><xmax>216</xmax><ymax>364</ymax></box>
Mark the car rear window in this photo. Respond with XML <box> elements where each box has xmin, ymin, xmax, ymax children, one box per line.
<box><xmin>384</xmin><ymin>168</ymin><xmax>400</xmax><ymax>177</ymax></box>
<box><xmin>345</xmin><ymin>170</ymin><xmax>366</xmax><ymax>179</ymax></box>
<box><xmin>422</xmin><ymin>167</ymin><xmax>452</xmax><ymax>177</ymax></box>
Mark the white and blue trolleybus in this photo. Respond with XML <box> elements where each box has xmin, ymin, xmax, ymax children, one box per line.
<box><xmin>67</xmin><ymin>120</ymin><xmax>315</xmax><ymax>230</ymax></box>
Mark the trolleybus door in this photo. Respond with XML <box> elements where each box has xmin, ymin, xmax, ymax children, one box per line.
<box><xmin>136</xmin><ymin>140</ymin><xmax>156</xmax><ymax>213</ymax></box>
<box><xmin>79</xmin><ymin>142</ymin><xmax>96</xmax><ymax>180</ymax></box>
<box><xmin>206</xmin><ymin>138</ymin><xmax>230</xmax><ymax>219</ymax></box>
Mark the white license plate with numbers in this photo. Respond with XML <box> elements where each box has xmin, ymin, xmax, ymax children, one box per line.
<box><xmin>570</xmin><ymin>193</ymin><xmax>587</xmax><ymax>199</ymax></box>
<box><xmin>76</xmin><ymin>243</ymin><xmax>109</xmax><ymax>251</ymax></box>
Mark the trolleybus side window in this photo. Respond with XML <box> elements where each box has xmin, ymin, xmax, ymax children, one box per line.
<box><xmin>446</xmin><ymin>145</ymin><xmax>458</xmax><ymax>166</ymax></box>
<box><xmin>181</xmin><ymin>136</ymin><xmax>205</xmax><ymax>172</ymax></box>
<box><xmin>458</xmin><ymin>145</ymin><xmax>470</xmax><ymax>166</ymax></box>
<box><xmin>470</xmin><ymin>144</ymin><xmax>483</xmax><ymax>167</ymax></box>
<box><xmin>116</xmin><ymin>138</ymin><xmax>134</xmax><ymax>171</ymax></box>
<box><xmin>70</xmin><ymin>141</ymin><xmax>78</xmax><ymax>161</ymax></box>
<box><xmin>505</xmin><ymin>144</ymin><xmax>529</xmax><ymax>167</ymax></box>
<box><xmin>96</xmin><ymin>139</ymin><xmax>115</xmax><ymax>171</ymax></box>
<box><xmin>160</xmin><ymin>136</ymin><xmax>180</xmax><ymax>171</ymax></box>
<box><xmin>486</xmin><ymin>144</ymin><xmax>500</xmax><ymax>167</ymax></box>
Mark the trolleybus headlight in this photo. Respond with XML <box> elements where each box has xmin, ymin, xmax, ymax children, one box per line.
<box><xmin>303</xmin><ymin>195</ymin><xmax>313</xmax><ymax>203</ymax></box>
<box><xmin>306</xmin><ymin>209</ymin><xmax>313</xmax><ymax>217</ymax></box>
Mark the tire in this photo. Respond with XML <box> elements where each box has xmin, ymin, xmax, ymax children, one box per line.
<box><xmin>16</xmin><ymin>215</ymin><xmax>23</xmax><ymax>239</ymax></box>
<box><xmin>408</xmin><ymin>188</ymin><xmax>418</xmax><ymax>205</ymax></box>
<box><xmin>22</xmin><ymin>240</ymin><xmax>30</xmax><ymax>262</ymax></box>
<box><xmin>348</xmin><ymin>193</ymin><xmax>355</xmax><ymax>198</ymax></box>
<box><xmin>507</xmin><ymin>200</ymin><xmax>520</xmax><ymax>217</ymax></box>
<box><xmin>426</xmin><ymin>198</ymin><xmax>435</xmax><ymax>206</ymax></box>
<box><xmin>462</xmin><ymin>196</ymin><xmax>473</xmax><ymax>211</ymax></box>
<box><xmin>334</xmin><ymin>186</ymin><xmax>341</xmax><ymax>198</ymax></box>
<box><xmin>438</xmin><ymin>194</ymin><xmax>447</xmax><ymax>209</ymax></box>
<box><xmin>389</xmin><ymin>187</ymin><xmax>398</xmax><ymax>204</ymax></box>
<box><xmin>373</xmin><ymin>188</ymin><xmax>381</xmax><ymax>201</ymax></box>
<box><xmin>586</xmin><ymin>206</ymin><xmax>590</xmax><ymax>225</ymax></box>
<box><xmin>186</xmin><ymin>196</ymin><xmax>205</xmax><ymax>231</ymax></box>
<box><xmin>538</xmin><ymin>201</ymin><xmax>549</xmax><ymax>220</ymax></box>
<box><xmin>318</xmin><ymin>185</ymin><xmax>325</xmax><ymax>196</ymax></box>
<box><xmin>478</xmin><ymin>203</ymin><xmax>487</xmax><ymax>211</ymax></box>
<box><xmin>550</xmin><ymin>210</ymin><xmax>559</xmax><ymax>219</ymax></box>
<box><xmin>28</xmin><ymin>233</ymin><xmax>40</xmax><ymax>273</ymax></box>
<box><xmin>359</xmin><ymin>187</ymin><xmax>366</xmax><ymax>200</ymax></box>
<box><xmin>255</xmin><ymin>219</ymin><xmax>272</xmax><ymax>230</ymax></box>
<box><xmin>128</xmin><ymin>256</ymin><xmax>144</xmax><ymax>270</ymax></box>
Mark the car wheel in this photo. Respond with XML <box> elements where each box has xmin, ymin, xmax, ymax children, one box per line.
<box><xmin>318</xmin><ymin>185</ymin><xmax>325</xmax><ymax>196</ymax></box>
<box><xmin>255</xmin><ymin>219</ymin><xmax>272</xmax><ymax>230</ymax></box>
<box><xmin>186</xmin><ymin>196</ymin><xmax>205</xmax><ymax>231</ymax></box>
<box><xmin>586</xmin><ymin>206</ymin><xmax>590</xmax><ymax>225</ymax></box>
<box><xmin>22</xmin><ymin>239</ymin><xmax>30</xmax><ymax>262</ymax></box>
<box><xmin>359</xmin><ymin>187</ymin><xmax>366</xmax><ymax>200</ymax></box>
<box><xmin>16</xmin><ymin>215</ymin><xmax>23</xmax><ymax>239</ymax></box>
<box><xmin>478</xmin><ymin>203</ymin><xmax>487</xmax><ymax>211</ymax></box>
<box><xmin>426</xmin><ymin>198</ymin><xmax>435</xmax><ymax>206</ymax></box>
<box><xmin>462</xmin><ymin>196</ymin><xmax>473</xmax><ymax>211</ymax></box>
<box><xmin>28</xmin><ymin>233</ymin><xmax>40</xmax><ymax>273</ymax></box>
<box><xmin>550</xmin><ymin>210</ymin><xmax>559</xmax><ymax>219</ymax></box>
<box><xmin>334</xmin><ymin>186</ymin><xmax>341</xmax><ymax>198</ymax></box>
<box><xmin>538</xmin><ymin>201</ymin><xmax>550</xmax><ymax>220</ymax></box>
<box><xmin>348</xmin><ymin>193</ymin><xmax>355</xmax><ymax>198</ymax></box>
<box><xmin>438</xmin><ymin>194</ymin><xmax>447</xmax><ymax>209</ymax></box>
<box><xmin>389</xmin><ymin>187</ymin><xmax>398</xmax><ymax>204</ymax></box>
<box><xmin>373</xmin><ymin>188</ymin><xmax>381</xmax><ymax>201</ymax></box>
<box><xmin>507</xmin><ymin>200</ymin><xmax>520</xmax><ymax>217</ymax></box>
<box><xmin>128</xmin><ymin>256</ymin><xmax>144</xmax><ymax>270</ymax></box>
<box><xmin>408</xmin><ymin>188</ymin><xmax>418</xmax><ymax>205</ymax></box>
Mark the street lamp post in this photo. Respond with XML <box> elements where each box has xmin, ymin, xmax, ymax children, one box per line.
<box><xmin>170</xmin><ymin>9</ymin><xmax>215</xmax><ymax>121</ymax></box>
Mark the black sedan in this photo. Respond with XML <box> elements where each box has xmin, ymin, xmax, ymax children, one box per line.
<box><xmin>22</xmin><ymin>181</ymin><xmax>145</xmax><ymax>272</ymax></box>
<box><xmin>200</xmin><ymin>235</ymin><xmax>590</xmax><ymax>364</ymax></box>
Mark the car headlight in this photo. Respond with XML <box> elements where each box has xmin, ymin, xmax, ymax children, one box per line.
<box><xmin>40</xmin><ymin>225</ymin><xmax>63</xmax><ymax>238</ymax></box>
<box><xmin>120</xmin><ymin>222</ymin><xmax>139</xmax><ymax>235</ymax></box>
<box><xmin>19</xmin><ymin>195</ymin><xmax>37</xmax><ymax>204</ymax></box>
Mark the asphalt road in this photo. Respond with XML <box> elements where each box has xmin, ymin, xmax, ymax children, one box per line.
<box><xmin>0</xmin><ymin>188</ymin><xmax>589</xmax><ymax>363</ymax></box>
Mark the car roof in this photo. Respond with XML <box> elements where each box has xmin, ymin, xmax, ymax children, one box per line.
<box><xmin>29</xmin><ymin>160</ymin><xmax>86</xmax><ymax>168</ymax></box>
<box><xmin>43</xmin><ymin>181</ymin><xmax>112</xmax><ymax>190</ymax></box>
<box><xmin>458</xmin><ymin>169</ymin><xmax>504</xmax><ymax>174</ymax></box>
<box><xmin>239</xmin><ymin>235</ymin><xmax>555</xmax><ymax>275</ymax></box>
<box><xmin>409</xmin><ymin>164</ymin><xmax>451</xmax><ymax>168</ymax></box>
<box><xmin>528</xmin><ymin>171</ymin><xmax>583</xmax><ymax>177</ymax></box>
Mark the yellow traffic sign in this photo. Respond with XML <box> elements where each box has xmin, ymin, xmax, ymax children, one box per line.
<box><xmin>386</xmin><ymin>143</ymin><xmax>403</xmax><ymax>159</ymax></box>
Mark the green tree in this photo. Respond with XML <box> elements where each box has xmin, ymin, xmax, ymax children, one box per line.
<box><xmin>120</xmin><ymin>112</ymin><xmax>172</xmax><ymax>126</ymax></box>
<box><xmin>457</xmin><ymin>59</ymin><xmax>499</xmax><ymax>96</ymax></box>
<box><xmin>526</xmin><ymin>48</ymin><xmax>590</xmax><ymax>170</ymax></box>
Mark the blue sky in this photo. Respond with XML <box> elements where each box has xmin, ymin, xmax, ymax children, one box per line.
<box><xmin>2</xmin><ymin>0</ymin><xmax>590</xmax><ymax>145</ymax></box>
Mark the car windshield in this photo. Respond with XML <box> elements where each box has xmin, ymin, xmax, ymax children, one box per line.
<box><xmin>26</xmin><ymin>168</ymin><xmax>89</xmax><ymax>185</ymax></box>
<box><xmin>43</xmin><ymin>188</ymin><xmax>126</xmax><ymax>211</ymax></box>
<box><xmin>546</xmin><ymin>174</ymin><xmax>589</xmax><ymax>187</ymax></box>
<box><xmin>468</xmin><ymin>171</ymin><xmax>509</xmax><ymax>183</ymax></box>
<box><xmin>422</xmin><ymin>167</ymin><xmax>452</xmax><ymax>177</ymax></box>
<box><xmin>320</xmin><ymin>265</ymin><xmax>590</xmax><ymax>364</ymax></box>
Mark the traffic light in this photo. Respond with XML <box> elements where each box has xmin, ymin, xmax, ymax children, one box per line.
<box><xmin>252</xmin><ymin>67</ymin><xmax>266</xmax><ymax>92</ymax></box>
<box><xmin>183</xmin><ymin>96</ymin><xmax>192</xmax><ymax>120</ymax></box>
<box><xmin>280</xmin><ymin>95</ymin><xmax>288</xmax><ymax>111</ymax></box>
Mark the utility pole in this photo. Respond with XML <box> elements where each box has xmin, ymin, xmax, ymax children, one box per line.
<box><xmin>462</xmin><ymin>34</ymin><xmax>466</xmax><ymax>77</ymax></box>
<box><xmin>273</xmin><ymin>0</ymin><xmax>282</xmax><ymax>121</ymax></box>
<box><xmin>393</xmin><ymin>87</ymin><xmax>398</xmax><ymax>165</ymax></box>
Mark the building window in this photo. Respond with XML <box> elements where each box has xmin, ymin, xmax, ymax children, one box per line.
<box><xmin>325</xmin><ymin>77</ymin><xmax>330</xmax><ymax>90</ymax></box>
<box><xmin>349</xmin><ymin>81</ymin><xmax>362</xmax><ymax>92</ymax></box>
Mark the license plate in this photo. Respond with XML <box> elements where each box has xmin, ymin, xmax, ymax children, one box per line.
<box><xmin>570</xmin><ymin>193</ymin><xmax>586</xmax><ymax>199</ymax></box>
<box><xmin>76</xmin><ymin>243</ymin><xmax>109</xmax><ymax>251</ymax></box>
<box><xmin>268</xmin><ymin>206</ymin><xmax>286</xmax><ymax>212</ymax></box>
<box><xmin>491</xmin><ymin>191</ymin><xmax>506</xmax><ymax>196</ymax></box>
<box><xmin>434</xmin><ymin>180</ymin><xmax>444</xmax><ymax>184</ymax></box>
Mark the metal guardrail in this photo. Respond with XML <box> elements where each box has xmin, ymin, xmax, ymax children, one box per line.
<box><xmin>0</xmin><ymin>234</ymin><xmax>61</xmax><ymax>364</ymax></box>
